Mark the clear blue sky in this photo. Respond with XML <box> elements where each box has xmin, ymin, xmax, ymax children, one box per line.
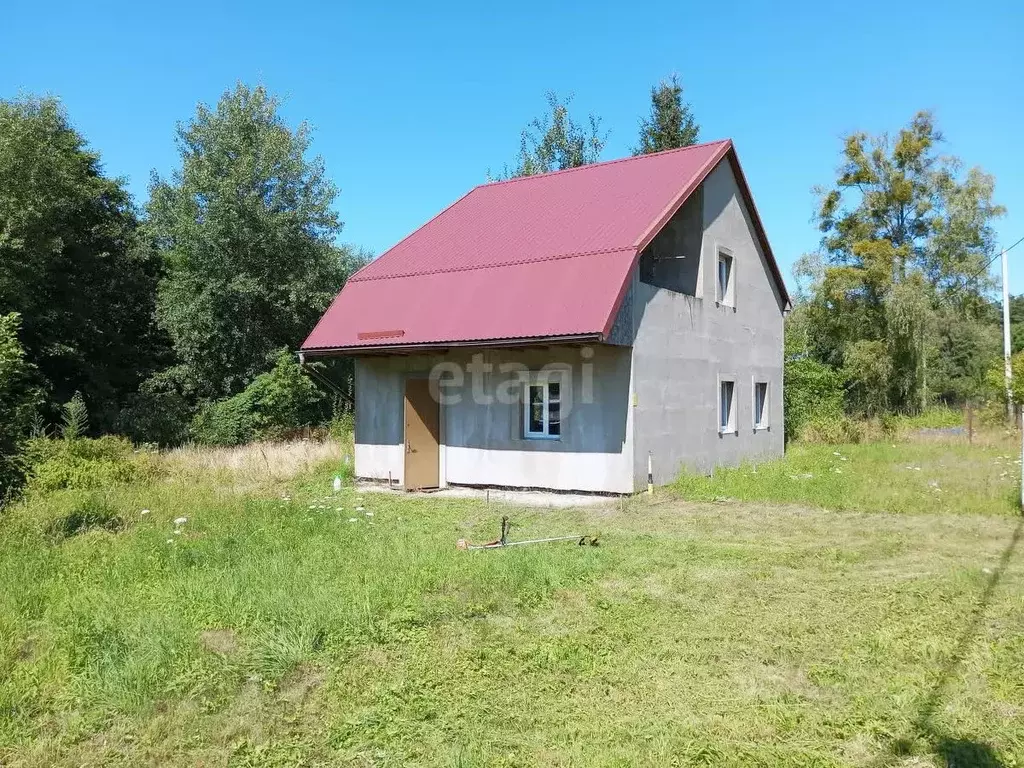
<box><xmin>3</xmin><ymin>0</ymin><xmax>1022</xmax><ymax>290</ymax></box>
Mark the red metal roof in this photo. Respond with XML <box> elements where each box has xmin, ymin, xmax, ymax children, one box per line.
<box><xmin>302</xmin><ymin>139</ymin><xmax>786</xmax><ymax>353</ymax></box>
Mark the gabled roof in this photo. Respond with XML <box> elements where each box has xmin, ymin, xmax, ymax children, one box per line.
<box><xmin>302</xmin><ymin>139</ymin><xmax>788</xmax><ymax>354</ymax></box>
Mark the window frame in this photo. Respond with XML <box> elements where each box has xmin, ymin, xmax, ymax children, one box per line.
<box><xmin>716</xmin><ymin>244</ymin><xmax>735</xmax><ymax>307</ymax></box>
<box><xmin>753</xmin><ymin>380</ymin><xmax>769</xmax><ymax>430</ymax></box>
<box><xmin>522</xmin><ymin>378</ymin><xmax>562</xmax><ymax>440</ymax></box>
<box><xmin>718</xmin><ymin>376</ymin><xmax>737</xmax><ymax>435</ymax></box>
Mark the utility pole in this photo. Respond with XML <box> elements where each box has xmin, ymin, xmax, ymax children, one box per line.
<box><xmin>1002</xmin><ymin>248</ymin><xmax>1012</xmax><ymax>422</ymax></box>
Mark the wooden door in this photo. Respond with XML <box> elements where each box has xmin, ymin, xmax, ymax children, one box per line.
<box><xmin>404</xmin><ymin>378</ymin><xmax>439</xmax><ymax>490</ymax></box>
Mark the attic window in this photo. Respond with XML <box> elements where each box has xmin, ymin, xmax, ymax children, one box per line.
<box><xmin>524</xmin><ymin>381</ymin><xmax>560</xmax><ymax>439</ymax></box>
<box><xmin>717</xmin><ymin>247</ymin><xmax>734</xmax><ymax>306</ymax></box>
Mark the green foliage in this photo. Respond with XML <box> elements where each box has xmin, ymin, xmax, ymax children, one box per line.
<box><xmin>60</xmin><ymin>392</ymin><xmax>89</xmax><ymax>441</ymax></box>
<box><xmin>0</xmin><ymin>95</ymin><xmax>166</xmax><ymax>430</ymax></box>
<box><xmin>24</xmin><ymin>436</ymin><xmax>156</xmax><ymax>494</ymax></box>
<box><xmin>634</xmin><ymin>74</ymin><xmax>699</xmax><ymax>155</ymax></box>
<box><xmin>801</xmin><ymin>111</ymin><xmax>1005</xmax><ymax>416</ymax></box>
<box><xmin>783</xmin><ymin>355</ymin><xmax>845</xmax><ymax>441</ymax></box>
<box><xmin>191</xmin><ymin>350</ymin><xmax>330</xmax><ymax>446</ymax></box>
<box><xmin>983</xmin><ymin>351</ymin><xmax>1024</xmax><ymax>406</ymax></box>
<box><xmin>896</xmin><ymin>405</ymin><xmax>965</xmax><ymax>430</ymax></box>
<box><xmin>115</xmin><ymin>368</ymin><xmax>194</xmax><ymax>447</ymax></box>
<box><xmin>496</xmin><ymin>92</ymin><xmax>607</xmax><ymax>179</ymax></box>
<box><xmin>147</xmin><ymin>83</ymin><xmax>353</xmax><ymax>401</ymax></box>
<box><xmin>0</xmin><ymin>314</ymin><xmax>42</xmax><ymax>502</ymax></box>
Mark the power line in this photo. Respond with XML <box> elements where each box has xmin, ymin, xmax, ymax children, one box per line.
<box><xmin>969</xmin><ymin>234</ymin><xmax>1024</xmax><ymax>284</ymax></box>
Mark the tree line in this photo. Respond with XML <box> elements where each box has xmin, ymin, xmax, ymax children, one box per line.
<box><xmin>0</xmin><ymin>75</ymin><xmax>1014</xmax><ymax>499</ymax></box>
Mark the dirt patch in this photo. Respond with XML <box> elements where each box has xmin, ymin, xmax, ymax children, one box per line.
<box><xmin>199</xmin><ymin>628</ymin><xmax>239</xmax><ymax>656</ymax></box>
<box><xmin>278</xmin><ymin>663</ymin><xmax>326</xmax><ymax>706</ymax></box>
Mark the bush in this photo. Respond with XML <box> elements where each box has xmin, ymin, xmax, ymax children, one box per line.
<box><xmin>0</xmin><ymin>313</ymin><xmax>43</xmax><ymax>502</ymax></box>
<box><xmin>783</xmin><ymin>356</ymin><xmax>845</xmax><ymax>442</ymax></box>
<box><xmin>116</xmin><ymin>369</ymin><xmax>194</xmax><ymax>446</ymax></box>
<box><xmin>191</xmin><ymin>391</ymin><xmax>258</xmax><ymax>446</ymax></box>
<box><xmin>191</xmin><ymin>350</ymin><xmax>331</xmax><ymax>446</ymax></box>
<box><xmin>25</xmin><ymin>436</ymin><xmax>157</xmax><ymax>494</ymax></box>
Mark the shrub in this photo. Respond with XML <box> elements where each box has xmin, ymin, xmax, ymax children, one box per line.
<box><xmin>0</xmin><ymin>313</ymin><xmax>43</xmax><ymax>502</ymax></box>
<box><xmin>191</xmin><ymin>391</ymin><xmax>258</xmax><ymax>447</ymax></box>
<box><xmin>783</xmin><ymin>356</ymin><xmax>845</xmax><ymax>442</ymax></box>
<box><xmin>191</xmin><ymin>351</ymin><xmax>330</xmax><ymax>446</ymax></box>
<box><xmin>25</xmin><ymin>435</ymin><xmax>157</xmax><ymax>494</ymax></box>
<box><xmin>116</xmin><ymin>369</ymin><xmax>194</xmax><ymax>447</ymax></box>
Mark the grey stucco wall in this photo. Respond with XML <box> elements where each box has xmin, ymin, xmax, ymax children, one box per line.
<box><xmin>354</xmin><ymin>345</ymin><xmax>635</xmax><ymax>493</ymax></box>
<box><xmin>629</xmin><ymin>158</ymin><xmax>786</xmax><ymax>486</ymax></box>
<box><xmin>637</xmin><ymin>188</ymin><xmax>703</xmax><ymax>295</ymax></box>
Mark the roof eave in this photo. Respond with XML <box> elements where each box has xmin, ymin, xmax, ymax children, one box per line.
<box><xmin>300</xmin><ymin>332</ymin><xmax>606</xmax><ymax>357</ymax></box>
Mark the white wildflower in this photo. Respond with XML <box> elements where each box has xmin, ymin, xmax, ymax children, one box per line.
<box><xmin>140</xmin><ymin>509</ymin><xmax>150</xmax><ymax>515</ymax></box>
<box><xmin>174</xmin><ymin>517</ymin><xmax>187</xmax><ymax>525</ymax></box>
<box><xmin>348</xmin><ymin>517</ymin><xmax>358</xmax><ymax>523</ymax></box>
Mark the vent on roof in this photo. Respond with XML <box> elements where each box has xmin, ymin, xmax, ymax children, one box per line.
<box><xmin>357</xmin><ymin>329</ymin><xmax>406</xmax><ymax>340</ymax></box>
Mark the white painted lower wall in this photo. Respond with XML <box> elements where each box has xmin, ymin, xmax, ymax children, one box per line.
<box><xmin>356</xmin><ymin>443</ymin><xmax>632</xmax><ymax>493</ymax></box>
<box><xmin>444</xmin><ymin>446</ymin><xmax>632</xmax><ymax>493</ymax></box>
<box><xmin>355</xmin><ymin>443</ymin><xmax>404</xmax><ymax>486</ymax></box>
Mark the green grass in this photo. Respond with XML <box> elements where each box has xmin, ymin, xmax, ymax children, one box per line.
<box><xmin>675</xmin><ymin>441</ymin><xmax>1021</xmax><ymax>516</ymax></box>
<box><xmin>1</xmin><ymin>442</ymin><xmax>1023</xmax><ymax>766</ymax></box>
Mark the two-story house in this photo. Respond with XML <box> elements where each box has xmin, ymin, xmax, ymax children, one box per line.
<box><xmin>301</xmin><ymin>139</ymin><xmax>790</xmax><ymax>493</ymax></box>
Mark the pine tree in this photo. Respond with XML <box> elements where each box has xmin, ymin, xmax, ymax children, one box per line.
<box><xmin>634</xmin><ymin>75</ymin><xmax>699</xmax><ymax>155</ymax></box>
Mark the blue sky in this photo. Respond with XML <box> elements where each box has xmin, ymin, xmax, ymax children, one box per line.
<box><xmin>3</xmin><ymin>0</ymin><xmax>1022</xmax><ymax>290</ymax></box>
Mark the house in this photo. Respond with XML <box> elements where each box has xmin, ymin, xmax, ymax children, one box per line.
<box><xmin>301</xmin><ymin>139</ymin><xmax>790</xmax><ymax>494</ymax></box>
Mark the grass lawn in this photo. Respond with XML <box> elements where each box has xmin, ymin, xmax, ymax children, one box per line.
<box><xmin>1</xmin><ymin>440</ymin><xmax>1023</xmax><ymax>766</ymax></box>
<box><xmin>675</xmin><ymin>439</ymin><xmax>1022</xmax><ymax>516</ymax></box>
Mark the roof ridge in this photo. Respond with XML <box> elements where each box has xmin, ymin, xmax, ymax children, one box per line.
<box><xmin>477</xmin><ymin>138</ymin><xmax>732</xmax><ymax>189</ymax></box>
<box><xmin>349</xmin><ymin>246</ymin><xmax>637</xmax><ymax>282</ymax></box>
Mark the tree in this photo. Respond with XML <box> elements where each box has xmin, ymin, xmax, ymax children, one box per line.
<box><xmin>802</xmin><ymin>111</ymin><xmax>1004</xmax><ymax>414</ymax></box>
<box><xmin>0</xmin><ymin>96</ymin><xmax>165</xmax><ymax>430</ymax></box>
<box><xmin>147</xmin><ymin>83</ymin><xmax>353</xmax><ymax>401</ymax></box>
<box><xmin>0</xmin><ymin>314</ymin><xmax>42</xmax><ymax>501</ymax></box>
<box><xmin>497</xmin><ymin>92</ymin><xmax>607</xmax><ymax>178</ymax></box>
<box><xmin>634</xmin><ymin>75</ymin><xmax>699</xmax><ymax>155</ymax></box>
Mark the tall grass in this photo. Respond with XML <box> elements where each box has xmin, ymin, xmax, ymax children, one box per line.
<box><xmin>1</xmin><ymin>438</ymin><xmax>1022</xmax><ymax>765</ymax></box>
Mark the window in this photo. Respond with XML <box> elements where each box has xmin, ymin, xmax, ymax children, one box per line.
<box><xmin>719</xmin><ymin>379</ymin><xmax>736</xmax><ymax>434</ymax></box>
<box><xmin>754</xmin><ymin>382</ymin><xmax>769</xmax><ymax>429</ymax></box>
<box><xmin>717</xmin><ymin>248</ymin><xmax>734</xmax><ymax>306</ymax></box>
<box><xmin>524</xmin><ymin>380</ymin><xmax>561</xmax><ymax>439</ymax></box>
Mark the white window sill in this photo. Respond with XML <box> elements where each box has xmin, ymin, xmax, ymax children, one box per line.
<box><xmin>753</xmin><ymin>425</ymin><xmax>770</xmax><ymax>432</ymax></box>
<box><xmin>524</xmin><ymin>434</ymin><xmax>561</xmax><ymax>441</ymax></box>
<box><xmin>718</xmin><ymin>427</ymin><xmax>737</xmax><ymax>436</ymax></box>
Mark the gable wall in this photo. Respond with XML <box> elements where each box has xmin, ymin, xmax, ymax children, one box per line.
<box><xmin>628</xmin><ymin>157</ymin><xmax>785</xmax><ymax>486</ymax></box>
